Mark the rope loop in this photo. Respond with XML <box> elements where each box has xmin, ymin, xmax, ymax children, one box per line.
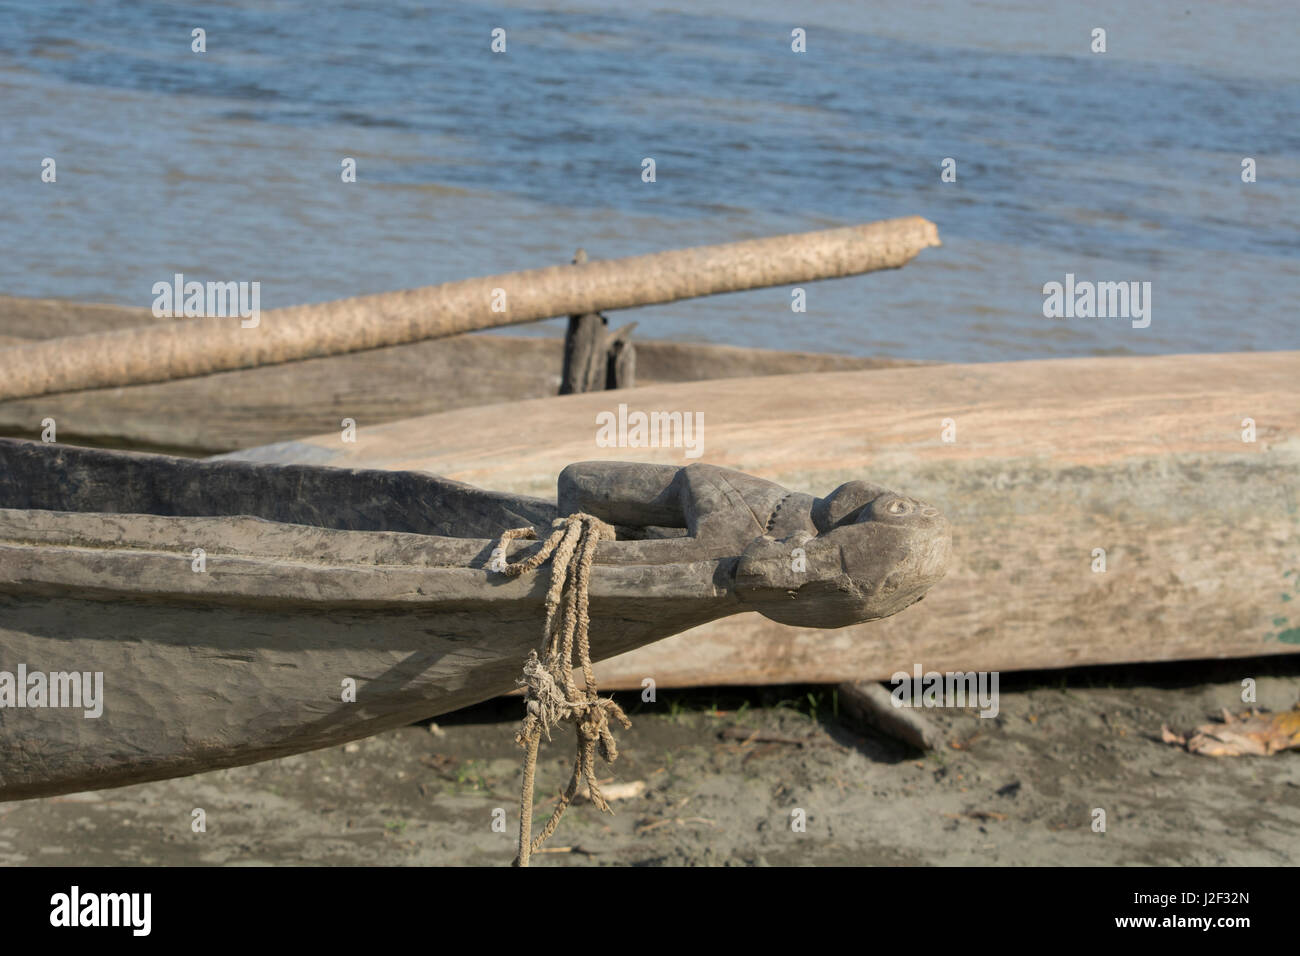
<box><xmin>491</xmin><ymin>513</ymin><xmax>628</xmax><ymax>867</ymax></box>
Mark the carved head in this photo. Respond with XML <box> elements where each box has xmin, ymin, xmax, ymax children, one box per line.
<box><xmin>734</xmin><ymin>480</ymin><xmax>951</xmax><ymax>628</ymax></box>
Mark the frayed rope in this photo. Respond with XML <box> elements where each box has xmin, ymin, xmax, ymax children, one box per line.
<box><xmin>492</xmin><ymin>513</ymin><xmax>629</xmax><ymax>867</ymax></box>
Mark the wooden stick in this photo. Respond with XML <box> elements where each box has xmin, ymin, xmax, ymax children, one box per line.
<box><xmin>559</xmin><ymin>248</ymin><xmax>608</xmax><ymax>395</ymax></box>
<box><xmin>605</xmin><ymin>324</ymin><xmax>637</xmax><ymax>391</ymax></box>
<box><xmin>0</xmin><ymin>217</ymin><xmax>938</xmax><ymax>400</ymax></box>
<box><xmin>837</xmin><ymin>680</ymin><xmax>945</xmax><ymax>751</ymax></box>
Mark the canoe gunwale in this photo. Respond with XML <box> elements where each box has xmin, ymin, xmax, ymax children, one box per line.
<box><xmin>0</xmin><ymin>534</ymin><xmax>739</xmax><ymax>610</ymax></box>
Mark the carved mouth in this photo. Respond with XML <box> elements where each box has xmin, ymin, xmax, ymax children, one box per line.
<box><xmin>734</xmin><ymin>506</ymin><xmax>951</xmax><ymax>629</ymax></box>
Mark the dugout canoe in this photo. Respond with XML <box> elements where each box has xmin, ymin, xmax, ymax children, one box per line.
<box><xmin>0</xmin><ymin>439</ymin><xmax>949</xmax><ymax>800</ymax></box>
<box><xmin>224</xmin><ymin>350</ymin><xmax>1300</xmax><ymax>687</ymax></box>
<box><xmin>0</xmin><ymin>296</ymin><xmax>919</xmax><ymax>454</ymax></box>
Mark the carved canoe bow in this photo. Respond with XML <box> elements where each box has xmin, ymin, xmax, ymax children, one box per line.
<box><xmin>0</xmin><ymin>439</ymin><xmax>949</xmax><ymax>800</ymax></box>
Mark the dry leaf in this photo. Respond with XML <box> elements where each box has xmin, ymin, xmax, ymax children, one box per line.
<box><xmin>1164</xmin><ymin>705</ymin><xmax>1300</xmax><ymax>757</ymax></box>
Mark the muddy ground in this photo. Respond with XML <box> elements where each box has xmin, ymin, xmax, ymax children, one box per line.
<box><xmin>2</xmin><ymin>657</ymin><xmax>1297</xmax><ymax>866</ymax></box>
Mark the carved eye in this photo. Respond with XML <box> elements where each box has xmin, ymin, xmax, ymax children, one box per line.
<box><xmin>885</xmin><ymin>498</ymin><xmax>913</xmax><ymax>516</ymax></box>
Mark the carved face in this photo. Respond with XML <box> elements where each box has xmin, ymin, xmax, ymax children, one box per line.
<box><xmin>734</xmin><ymin>480</ymin><xmax>951</xmax><ymax>628</ymax></box>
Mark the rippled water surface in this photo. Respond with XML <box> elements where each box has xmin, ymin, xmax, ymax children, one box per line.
<box><xmin>2</xmin><ymin>0</ymin><xmax>1297</xmax><ymax>361</ymax></box>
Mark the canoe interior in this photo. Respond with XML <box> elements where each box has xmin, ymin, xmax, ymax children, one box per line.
<box><xmin>0</xmin><ymin>437</ymin><xmax>556</xmax><ymax>536</ymax></box>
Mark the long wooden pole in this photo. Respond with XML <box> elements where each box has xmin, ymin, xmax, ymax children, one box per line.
<box><xmin>0</xmin><ymin>217</ymin><xmax>938</xmax><ymax>400</ymax></box>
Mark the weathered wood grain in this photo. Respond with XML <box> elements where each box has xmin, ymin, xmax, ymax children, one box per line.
<box><xmin>0</xmin><ymin>440</ymin><xmax>948</xmax><ymax>799</ymax></box>
<box><xmin>224</xmin><ymin>351</ymin><xmax>1300</xmax><ymax>685</ymax></box>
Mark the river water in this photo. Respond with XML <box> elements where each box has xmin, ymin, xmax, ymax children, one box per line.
<box><xmin>2</xmin><ymin>0</ymin><xmax>1297</xmax><ymax>362</ymax></box>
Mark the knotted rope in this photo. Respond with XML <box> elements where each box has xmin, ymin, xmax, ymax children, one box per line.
<box><xmin>492</xmin><ymin>513</ymin><xmax>630</xmax><ymax>867</ymax></box>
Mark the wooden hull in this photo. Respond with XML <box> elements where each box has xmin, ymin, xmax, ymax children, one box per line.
<box><xmin>0</xmin><ymin>297</ymin><xmax>918</xmax><ymax>454</ymax></box>
<box><xmin>0</xmin><ymin>532</ymin><xmax>727</xmax><ymax>801</ymax></box>
<box><xmin>0</xmin><ymin>441</ymin><xmax>951</xmax><ymax>799</ymax></box>
<box><xmin>0</xmin><ymin>443</ymin><xmax>729</xmax><ymax>800</ymax></box>
<box><xmin>226</xmin><ymin>351</ymin><xmax>1300</xmax><ymax>686</ymax></box>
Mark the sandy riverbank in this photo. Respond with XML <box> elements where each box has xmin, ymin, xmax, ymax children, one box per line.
<box><xmin>3</xmin><ymin>656</ymin><xmax>1297</xmax><ymax>866</ymax></box>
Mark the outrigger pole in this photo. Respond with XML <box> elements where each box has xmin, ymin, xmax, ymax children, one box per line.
<box><xmin>0</xmin><ymin>217</ymin><xmax>938</xmax><ymax>401</ymax></box>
